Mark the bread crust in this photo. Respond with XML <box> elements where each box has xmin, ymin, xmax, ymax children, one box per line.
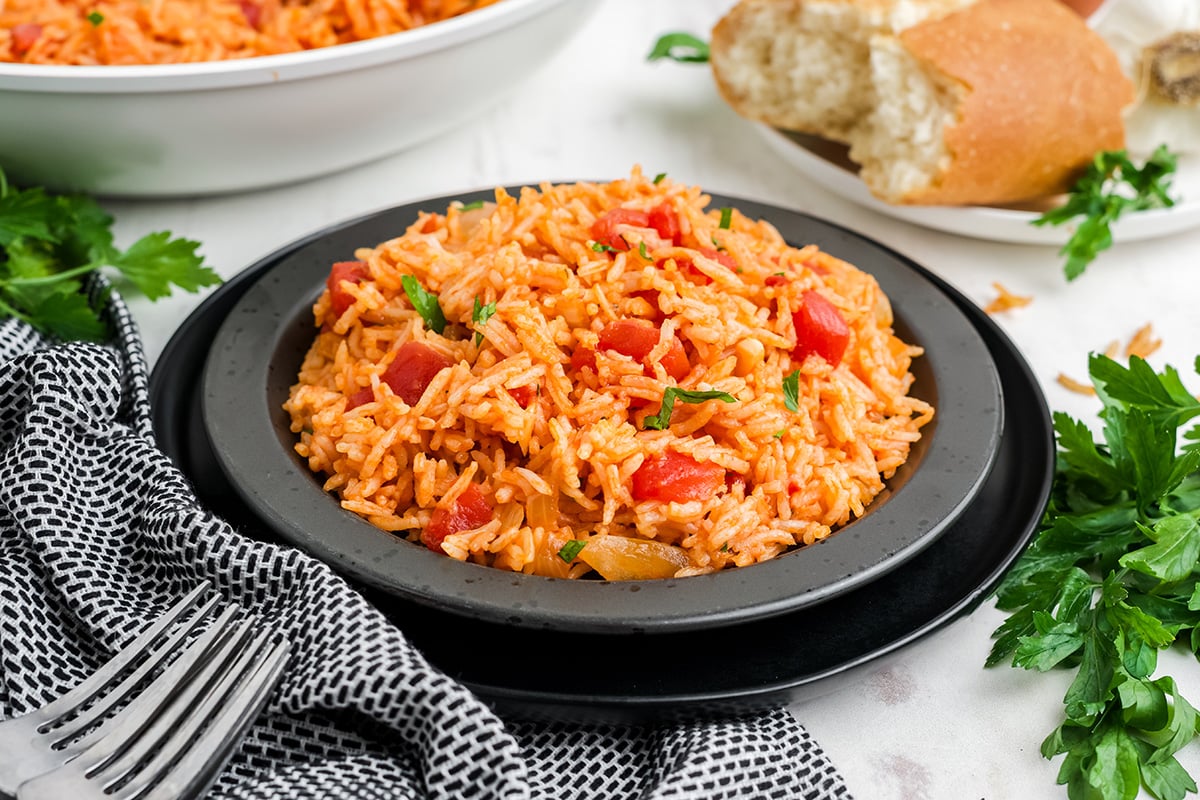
<box><xmin>709</xmin><ymin>0</ymin><xmax>1135</xmax><ymax>206</ymax></box>
<box><xmin>896</xmin><ymin>0</ymin><xmax>1134</xmax><ymax>204</ymax></box>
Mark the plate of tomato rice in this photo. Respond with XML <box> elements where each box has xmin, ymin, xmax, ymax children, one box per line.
<box><xmin>189</xmin><ymin>170</ymin><xmax>1004</xmax><ymax>635</ymax></box>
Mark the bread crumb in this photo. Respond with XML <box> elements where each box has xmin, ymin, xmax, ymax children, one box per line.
<box><xmin>1125</xmin><ymin>323</ymin><xmax>1162</xmax><ymax>359</ymax></box>
<box><xmin>1057</xmin><ymin>373</ymin><xmax>1096</xmax><ymax>395</ymax></box>
<box><xmin>983</xmin><ymin>282</ymin><xmax>1032</xmax><ymax>314</ymax></box>
<box><xmin>1059</xmin><ymin>323</ymin><xmax>1162</xmax><ymax>396</ymax></box>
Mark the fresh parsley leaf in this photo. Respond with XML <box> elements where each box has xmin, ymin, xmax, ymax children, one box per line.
<box><xmin>647</xmin><ymin>32</ymin><xmax>710</xmax><ymax>64</ymax></box>
<box><xmin>472</xmin><ymin>296</ymin><xmax>496</xmax><ymax>346</ymax></box>
<box><xmin>460</xmin><ymin>199</ymin><xmax>485</xmax><ymax>211</ymax></box>
<box><xmin>591</xmin><ymin>241</ymin><xmax>618</xmax><ymax>253</ymax></box>
<box><xmin>0</xmin><ymin>184</ymin><xmax>59</xmax><ymax>246</ymax></box>
<box><xmin>643</xmin><ymin>388</ymin><xmax>736</xmax><ymax>431</ymax></box>
<box><xmin>1119</xmin><ymin>514</ymin><xmax>1200</xmax><ymax>584</ymax></box>
<box><xmin>1033</xmin><ymin>146</ymin><xmax>1179</xmax><ymax>281</ymax></box>
<box><xmin>989</xmin><ymin>352</ymin><xmax>1200</xmax><ymax>799</ymax></box>
<box><xmin>653</xmin><ymin>172</ymin><xmax>668</xmax><ymax>184</ymax></box>
<box><xmin>0</xmin><ymin>166</ymin><xmax>220</xmax><ymax>341</ymax></box>
<box><xmin>109</xmin><ymin>232</ymin><xmax>217</xmax><ymax>300</ymax></box>
<box><xmin>400</xmin><ymin>274</ymin><xmax>446</xmax><ymax>334</ymax></box>
<box><xmin>638</xmin><ymin>241</ymin><xmax>650</xmax><ymax>260</ymax></box>
<box><xmin>718</xmin><ymin>207</ymin><xmax>733</xmax><ymax>230</ymax></box>
<box><xmin>87</xmin><ymin>11</ymin><xmax>103</xmax><ymax>25</ymax></box>
<box><xmin>557</xmin><ymin>539</ymin><xmax>587</xmax><ymax>562</ymax></box>
<box><xmin>782</xmin><ymin>369</ymin><xmax>800</xmax><ymax>412</ymax></box>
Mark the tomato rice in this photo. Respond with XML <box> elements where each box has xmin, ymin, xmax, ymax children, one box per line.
<box><xmin>1</xmin><ymin>0</ymin><xmax>502</xmax><ymax>65</ymax></box>
<box><xmin>284</xmin><ymin>169</ymin><xmax>934</xmax><ymax>579</ymax></box>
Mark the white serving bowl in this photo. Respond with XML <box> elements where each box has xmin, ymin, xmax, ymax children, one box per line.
<box><xmin>0</xmin><ymin>0</ymin><xmax>600</xmax><ymax>197</ymax></box>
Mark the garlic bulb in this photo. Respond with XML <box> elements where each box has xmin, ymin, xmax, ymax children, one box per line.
<box><xmin>1091</xmin><ymin>0</ymin><xmax>1200</xmax><ymax>154</ymax></box>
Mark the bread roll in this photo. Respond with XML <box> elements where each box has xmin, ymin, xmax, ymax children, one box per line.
<box><xmin>710</xmin><ymin>0</ymin><xmax>1136</xmax><ymax>205</ymax></box>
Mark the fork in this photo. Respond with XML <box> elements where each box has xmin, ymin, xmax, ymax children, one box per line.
<box><xmin>0</xmin><ymin>582</ymin><xmax>290</xmax><ymax>800</ymax></box>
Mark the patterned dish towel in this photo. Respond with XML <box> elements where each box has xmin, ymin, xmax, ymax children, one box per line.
<box><xmin>0</xmin><ymin>286</ymin><xmax>852</xmax><ymax>800</ymax></box>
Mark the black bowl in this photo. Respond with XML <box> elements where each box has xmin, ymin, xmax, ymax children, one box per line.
<box><xmin>198</xmin><ymin>189</ymin><xmax>1003</xmax><ymax>634</ymax></box>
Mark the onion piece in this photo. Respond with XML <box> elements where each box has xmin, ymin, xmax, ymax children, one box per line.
<box><xmin>576</xmin><ymin>533</ymin><xmax>691</xmax><ymax>580</ymax></box>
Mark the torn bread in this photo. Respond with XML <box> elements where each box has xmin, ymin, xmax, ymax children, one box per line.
<box><xmin>710</xmin><ymin>0</ymin><xmax>1136</xmax><ymax>205</ymax></box>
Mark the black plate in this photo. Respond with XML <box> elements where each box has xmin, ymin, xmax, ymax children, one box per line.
<box><xmin>149</xmin><ymin>208</ymin><xmax>1051</xmax><ymax>722</ymax></box>
<box><xmin>196</xmin><ymin>191</ymin><xmax>1003</xmax><ymax>634</ymax></box>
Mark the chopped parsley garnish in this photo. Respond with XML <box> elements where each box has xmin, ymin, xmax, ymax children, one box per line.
<box><xmin>87</xmin><ymin>11</ymin><xmax>103</xmax><ymax>25</ymax></box>
<box><xmin>638</xmin><ymin>241</ymin><xmax>650</xmax><ymax>260</ymax></box>
<box><xmin>643</xmin><ymin>388</ymin><xmax>736</xmax><ymax>430</ymax></box>
<box><xmin>557</xmin><ymin>539</ymin><xmax>587</xmax><ymax>563</ymax></box>
<box><xmin>782</xmin><ymin>369</ymin><xmax>801</xmax><ymax>412</ymax></box>
<box><xmin>1033</xmin><ymin>145</ymin><xmax>1179</xmax><ymax>281</ymax></box>
<box><xmin>0</xmin><ymin>167</ymin><xmax>220</xmax><ymax>341</ymax></box>
<box><xmin>647</xmin><ymin>32</ymin><xmax>710</xmax><ymax>64</ymax></box>
<box><xmin>591</xmin><ymin>241</ymin><xmax>618</xmax><ymax>253</ymax></box>
<box><xmin>718</xmin><ymin>207</ymin><xmax>733</xmax><ymax>230</ymax></box>
<box><xmin>471</xmin><ymin>296</ymin><xmax>496</xmax><ymax>345</ymax></box>
<box><xmin>988</xmin><ymin>352</ymin><xmax>1200</xmax><ymax>799</ymax></box>
<box><xmin>401</xmin><ymin>274</ymin><xmax>446</xmax><ymax>334</ymax></box>
<box><xmin>653</xmin><ymin>172</ymin><xmax>668</xmax><ymax>184</ymax></box>
<box><xmin>773</xmin><ymin>430</ymin><xmax>785</xmax><ymax>439</ymax></box>
<box><xmin>459</xmin><ymin>199</ymin><xmax>485</xmax><ymax>211</ymax></box>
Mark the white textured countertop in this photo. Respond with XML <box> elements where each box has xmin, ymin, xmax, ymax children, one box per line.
<box><xmin>105</xmin><ymin>1</ymin><xmax>1200</xmax><ymax>797</ymax></box>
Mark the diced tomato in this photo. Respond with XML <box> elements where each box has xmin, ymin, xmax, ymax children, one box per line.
<box><xmin>570</xmin><ymin>346</ymin><xmax>596</xmax><ymax>373</ymax></box>
<box><xmin>597</xmin><ymin>319</ymin><xmax>689</xmax><ymax>381</ymax></box>
<box><xmin>509</xmin><ymin>384</ymin><xmax>537</xmax><ymax>407</ymax></box>
<box><xmin>704</xmin><ymin>248</ymin><xmax>739</xmax><ymax>272</ymax></box>
<box><xmin>658</xmin><ymin>340</ymin><xmax>690</xmax><ymax>382</ymax></box>
<box><xmin>345</xmin><ymin>387</ymin><xmax>373</xmax><ymax>410</ymax></box>
<box><xmin>417</xmin><ymin>213</ymin><xmax>443</xmax><ymax>234</ymax></box>
<box><xmin>380</xmin><ymin>341</ymin><xmax>454</xmax><ymax>405</ymax></box>
<box><xmin>11</xmin><ymin>23</ymin><xmax>42</xmax><ymax>57</ymax></box>
<box><xmin>326</xmin><ymin>261</ymin><xmax>369</xmax><ymax>317</ymax></box>
<box><xmin>238</xmin><ymin>0</ymin><xmax>263</xmax><ymax>28</ymax></box>
<box><xmin>591</xmin><ymin>208</ymin><xmax>650</xmax><ymax>251</ymax></box>
<box><xmin>648</xmin><ymin>202</ymin><xmax>681</xmax><ymax>245</ymax></box>
<box><xmin>792</xmin><ymin>290</ymin><xmax>850</xmax><ymax>367</ymax></box>
<box><xmin>765</xmin><ymin>274</ymin><xmax>789</xmax><ymax>287</ymax></box>
<box><xmin>662</xmin><ymin>247</ymin><xmax>737</xmax><ymax>285</ymax></box>
<box><xmin>630</xmin><ymin>289</ymin><xmax>664</xmax><ymax>321</ymax></box>
<box><xmin>632</xmin><ymin>452</ymin><xmax>726</xmax><ymax>503</ymax></box>
<box><xmin>423</xmin><ymin>484</ymin><xmax>493</xmax><ymax>553</ymax></box>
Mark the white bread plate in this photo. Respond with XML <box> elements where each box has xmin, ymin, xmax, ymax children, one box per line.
<box><xmin>757</xmin><ymin>125</ymin><xmax>1200</xmax><ymax>245</ymax></box>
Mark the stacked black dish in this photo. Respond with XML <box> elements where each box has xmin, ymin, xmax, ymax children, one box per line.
<box><xmin>149</xmin><ymin>190</ymin><xmax>1054</xmax><ymax>723</ymax></box>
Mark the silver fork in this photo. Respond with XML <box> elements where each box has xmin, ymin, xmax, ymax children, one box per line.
<box><xmin>0</xmin><ymin>583</ymin><xmax>290</xmax><ymax>800</ymax></box>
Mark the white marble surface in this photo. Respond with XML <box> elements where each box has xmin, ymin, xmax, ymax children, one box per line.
<box><xmin>101</xmin><ymin>1</ymin><xmax>1200</xmax><ymax>797</ymax></box>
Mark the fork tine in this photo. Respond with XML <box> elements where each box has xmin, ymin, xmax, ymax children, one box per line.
<box><xmin>15</xmin><ymin>624</ymin><xmax>289</xmax><ymax>800</ymax></box>
<box><xmin>57</xmin><ymin>602</ymin><xmax>242</xmax><ymax>762</ymax></box>
<box><xmin>35</xmin><ymin>582</ymin><xmax>213</xmax><ymax>728</ymax></box>
<box><xmin>118</xmin><ymin>636</ymin><xmax>290</xmax><ymax>800</ymax></box>
<box><xmin>48</xmin><ymin>593</ymin><xmax>225</xmax><ymax>749</ymax></box>
<box><xmin>81</xmin><ymin>616</ymin><xmax>257</xmax><ymax>793</ymax></box>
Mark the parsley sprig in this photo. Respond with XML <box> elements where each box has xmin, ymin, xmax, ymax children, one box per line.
<box><xmin>988</xmin><ymin>353</ymin><xmax>1200</xmax><ymax>800</ymax></box>
<box><xmin>643</xmin><ymin>387</ymin><xmax>735</xmax><ymax>431</ymax></box>
<box><xmin>1034</xmin><ymin>146</ymin><xmax>1179</xmax><ymax>282</ymax></box>
<box><xmin>471</xmin><ymin>296</ymin><xmax>496</xmax><ymax>345</ymax></box>
<box><xmin>0</xmin><ymin>167</ymin><xmax>220</xmax><ymax>340</ymax></box>
<box><xmin>647</xmin><ymin>32</ymin><xmax>710</xmax><ymax>64</ymax></box>
<box><xmin>401</xmin><ymin>274</ymin><xmax>446</xmax><ymax>334</ymax></box>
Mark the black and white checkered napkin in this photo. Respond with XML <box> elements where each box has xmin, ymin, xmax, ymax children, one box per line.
<box><xmin>0</xmin><ymin>285</ymin><xmax>852</xmax><ymax>800</ymax></box>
